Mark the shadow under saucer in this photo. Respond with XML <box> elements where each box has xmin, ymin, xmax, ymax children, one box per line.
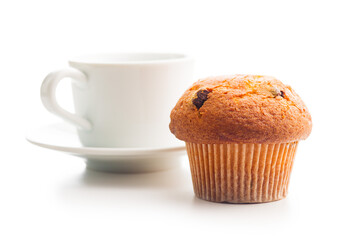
<box><xmin>57</xmin><ymin>162</ymin><xmax>195</xmax><ymax>207</ymax></box>
<box><xmin>80</xmin><ymin>164</ymin><xmax>192</xmax><ymax>189</ymax></box>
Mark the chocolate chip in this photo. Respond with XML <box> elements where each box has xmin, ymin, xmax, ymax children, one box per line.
<box><xmin>270</xmin><ymin>87</ymin><xmax>285</xmax><ymax>98</ymax></box>
<box><xmin>192</xmin><ymin>98</ymin><xmax>204</xmax><ymax>109</ymax></box>
<box><xmin>197</xmin><ymin>89</ymin><xmax>209</xmax><ymax>101</ymax></box>
<box><xmin>192</xmin><ymin>89</ymin><xmax>210</xmax><ymax>109</ymax></box>
<box><xmin>280</xmin><ymin>90</ymin><xmax>285</xmax><ymax>98</ymax></box>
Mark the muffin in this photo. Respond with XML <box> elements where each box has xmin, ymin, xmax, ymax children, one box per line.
<box><xmin>169</xmin><ymin>74</ymin><xmax>312</xmax><ymax>203</ymax></box>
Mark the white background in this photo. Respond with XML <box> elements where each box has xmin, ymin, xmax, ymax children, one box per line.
<box><xmin>1</xmin><ymin>0</ymin><xmax>360</xmax><ymax>239</ymax></box>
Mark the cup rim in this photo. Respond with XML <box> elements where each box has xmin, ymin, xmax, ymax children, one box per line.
<box><xmin>69</xmin><ymin>52</ymin><xmax>192</xmax><ymax>66</ymax></box>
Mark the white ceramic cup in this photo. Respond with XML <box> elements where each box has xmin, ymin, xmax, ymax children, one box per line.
<box><xmin>41</xmin><ymin>53</ymin><xmax>193</xmax><ymax>148</ymax></box>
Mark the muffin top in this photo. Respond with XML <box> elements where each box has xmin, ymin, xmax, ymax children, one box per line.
<box><xmin>169</xmin><ymin>74</ymin><xmax>312</xmax><ymax>144</ymax></box>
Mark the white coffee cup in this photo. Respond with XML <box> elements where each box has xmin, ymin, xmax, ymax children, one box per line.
<box><xmin>41</xmin><ymin>53</ymin><xmax>193</xmax><ymax>148</ymax></box>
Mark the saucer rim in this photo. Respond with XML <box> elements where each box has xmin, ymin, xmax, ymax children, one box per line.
<box><xmin>26</xmin><ymin>137</ymin><xmax>186</xmax><ymax>156</ymax></box>
<box><xmin>26</xmin><ymin>122</ymin><xmax>186</xmax><ymax>156</ymax></box>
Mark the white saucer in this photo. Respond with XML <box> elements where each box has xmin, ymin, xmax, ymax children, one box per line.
<box><xmin>26</xmin><ymin>122</ymin><xmax>187</xmax><ymax>173</ymax></box>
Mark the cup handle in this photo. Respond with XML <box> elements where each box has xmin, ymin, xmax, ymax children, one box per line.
<box><xmin>41</xmin><ymin>68</ymin><xmax>92</xmax><ymax>131</ymax></box>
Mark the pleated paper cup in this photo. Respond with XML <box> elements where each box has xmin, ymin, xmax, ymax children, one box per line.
<box><xmin>185</xmin><ymin>142</ymin><xmax>298</xmax><ymax>203</ymax></box>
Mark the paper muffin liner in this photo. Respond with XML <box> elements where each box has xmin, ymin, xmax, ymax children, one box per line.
<box><xmin>185</xmin><ymin>142</ymin><xmax>298</xmax><ymax>203</ymax></box>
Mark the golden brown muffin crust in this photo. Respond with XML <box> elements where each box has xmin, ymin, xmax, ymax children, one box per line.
<box><xmin>169</xmin><ymin>74</ymin><xmax>312</xmax><ymax>144</ymax></box>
